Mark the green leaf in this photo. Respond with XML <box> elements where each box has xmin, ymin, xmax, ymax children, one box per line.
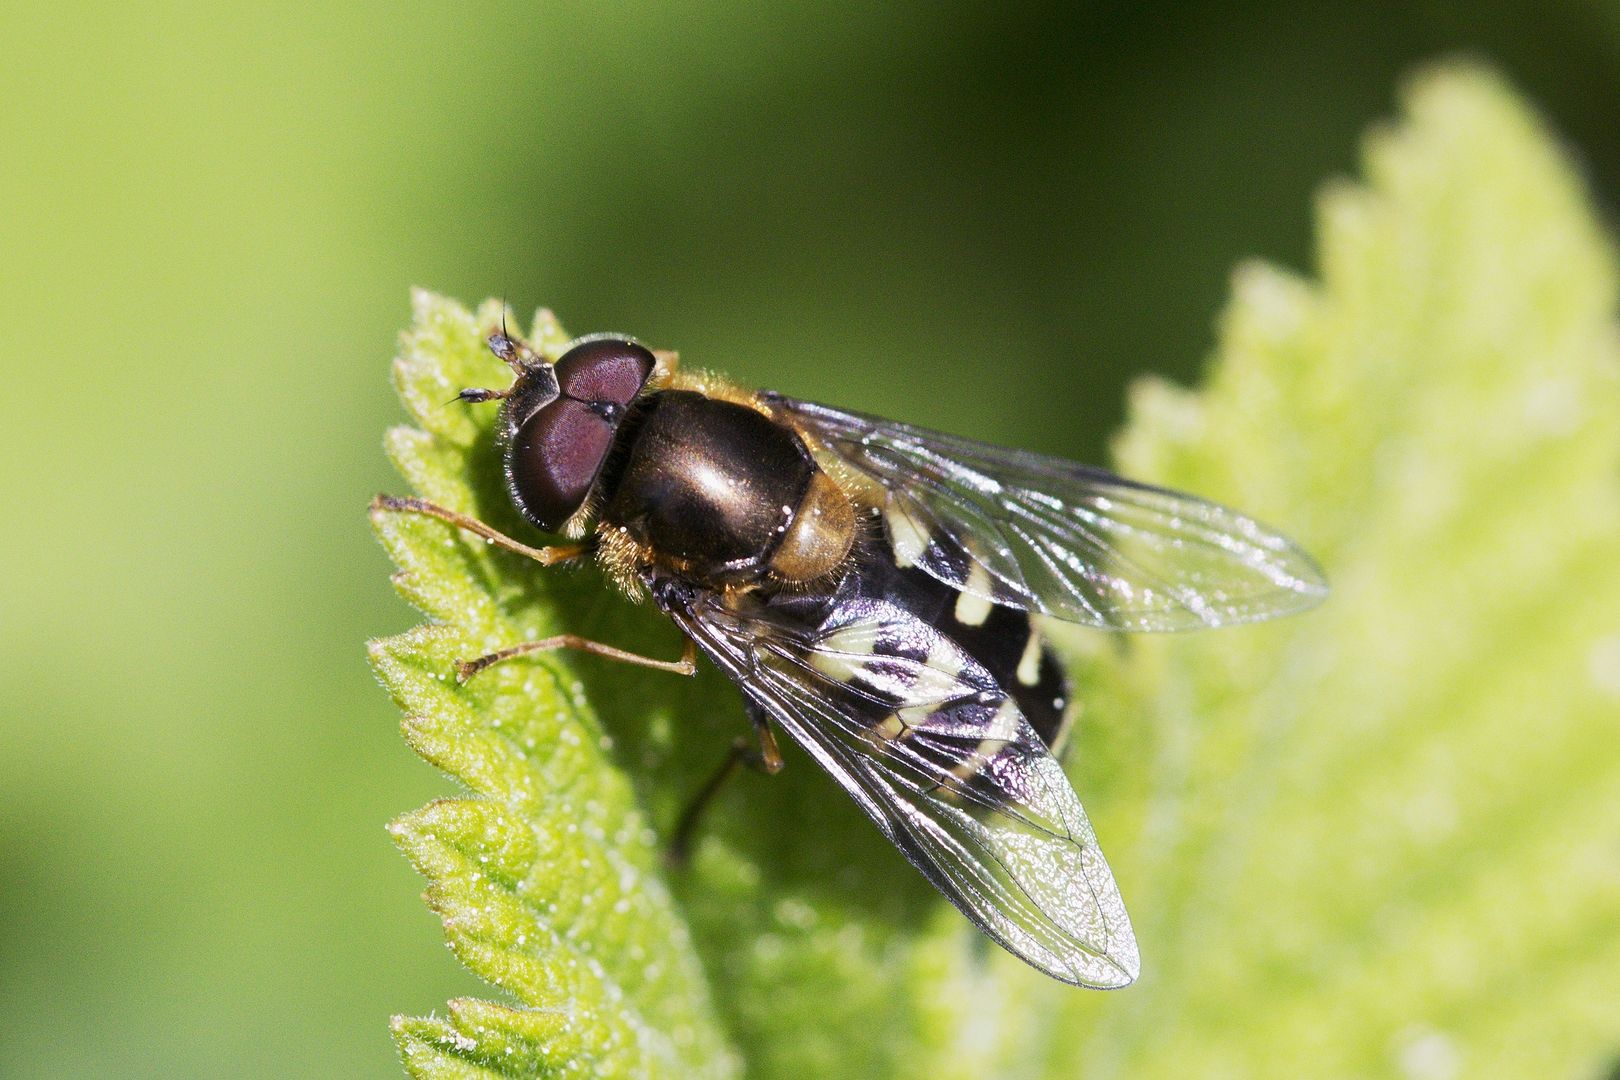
<box><xmin>371</xmin><ymin>64</ymin><xmax>1620</xmax><ymax>1078</ymax></box>
<box><xmin>1059</xmin><ymin>64</ymin><xmax>1620</xmax><ymax>1078</ymax></box>
<box><xmin>371</xmin><ymin>295</ymin><xmax>741</xmax><ymax>1079</ymax></box>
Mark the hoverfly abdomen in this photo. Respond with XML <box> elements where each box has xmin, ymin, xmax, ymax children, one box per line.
<box><xmin>603</xmin><ymin>389</ymin><xmax>856</xmax><ymax>585</ymax></box>
<box><xmin>806</xmin><ymin>539</ymin><xmax>1074</xmax><ymax>755</ymax></box>
<box><xmin>886</xmin><ymin>555</ymin><xmax>1073</xmax><ymax>755</ymax></box>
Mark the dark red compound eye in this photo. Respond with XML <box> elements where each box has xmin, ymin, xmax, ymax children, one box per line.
<box><xmin>508</xmin><ymin>398</ymin><xmax>615</xmax><ymax>530</ymax></box>
<box><xmin>500</xmin><ymin>337</ymin><xmax>656</xmax><ymax>532</ymax></box>
<box><xmin>555</xmin><ymin>338</ymin><xmax>655</xmax><ymax>406</ymax></box>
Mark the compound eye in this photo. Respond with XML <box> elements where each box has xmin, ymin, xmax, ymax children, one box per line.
<box><xmin>554</xmin><ymin>338</ymin><xmax>655</xmax><ymax>406</ymax></box>
<box><xmin>507</xmin><ymin>398</ymin><xmax>615</xmax><ymax>531</ymax></box>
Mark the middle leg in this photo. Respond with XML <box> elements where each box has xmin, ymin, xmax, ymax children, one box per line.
<box><xmin>457</xmin><ymin>636</ymin><xmax>696</xmax><ymax>683</ymax></box>
<box><xmin>668</xmin><ymin>703</ymin><xmax>782</xmax><ymax>865</ymax></box>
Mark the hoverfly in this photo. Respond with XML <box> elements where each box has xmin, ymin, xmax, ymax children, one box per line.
<box><xmin>373</xmin><ymin>327</ymin><xmax>1326</xmax><ymax>988</ymax></box>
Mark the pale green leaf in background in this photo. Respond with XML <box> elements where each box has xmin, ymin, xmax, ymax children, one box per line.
<box><xmin>1060</xmin><ymin>64</ymin><xmax>1620</xmax><ymax>1079</ymax></box>
<box><xmin>371</xmin><ymin>65</ymin><xmax>1620</xmax><ymax>1078</ymax></box>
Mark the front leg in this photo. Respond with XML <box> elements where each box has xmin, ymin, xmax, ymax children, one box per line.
<box><xmin>370</xmin><ymin>495</ymin><xmax>590</xmax><ymax>566</ymax></box>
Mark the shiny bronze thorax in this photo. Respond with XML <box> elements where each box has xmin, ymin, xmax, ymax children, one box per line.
<box><xmin>603</xmin><ymin>390</ymin><xmax>855</xmax><ymax>586</ymax></box>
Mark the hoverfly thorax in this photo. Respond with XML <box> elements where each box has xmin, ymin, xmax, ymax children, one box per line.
<box><xmin>492</xmin><ymin>335</ymin><xmax>656</xmax><ymax>533</ymax></box>
<box><xmin>602</xmin><ymin>390</ymin><xmax>858</xmax><ymax>585</ymax></box>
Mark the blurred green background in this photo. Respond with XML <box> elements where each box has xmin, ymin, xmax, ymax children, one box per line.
<box><xmin>3</xmin><ymin>3</ymin><xmax>1618</xmax><ymax>1076</ymax></box>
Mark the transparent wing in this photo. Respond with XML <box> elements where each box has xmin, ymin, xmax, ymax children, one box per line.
<box><xmin>766</xmin><ymin>392</ymin><xmax>1328</xmax><ymax>631</ymax></box>
<box><xmin>657</xmin><ymin>577</ymin><xmax>1139</xmax><ymax>988</ymax></box>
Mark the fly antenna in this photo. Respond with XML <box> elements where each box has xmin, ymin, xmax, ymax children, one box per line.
<box><xmin>487</xmin><ymin>296</ymin><xmax>530</xmax><ymax>376</ymax></box>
